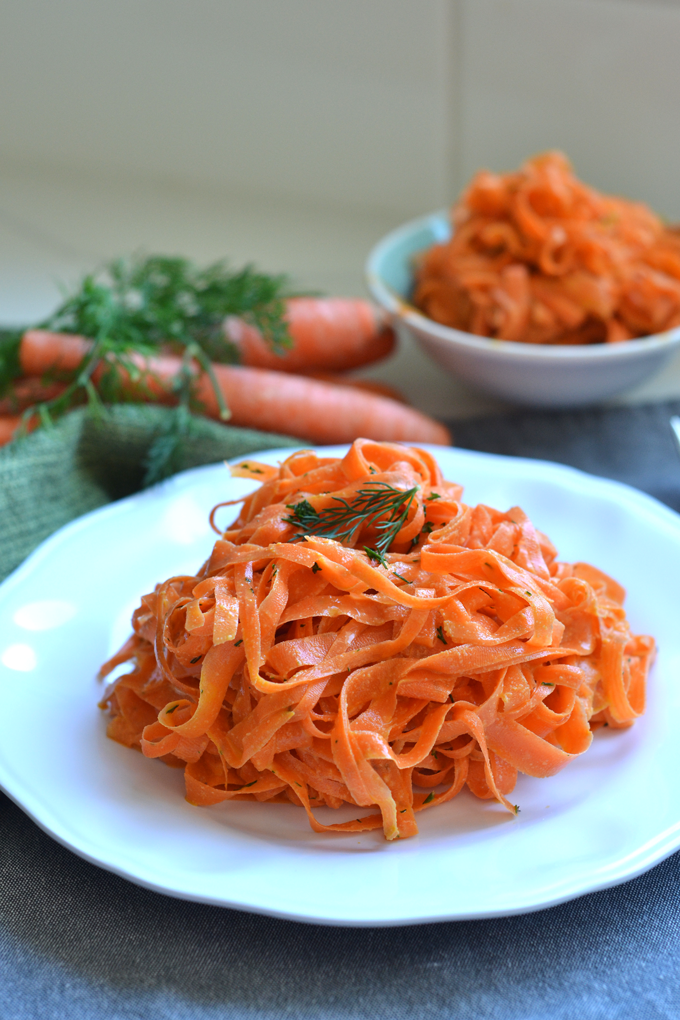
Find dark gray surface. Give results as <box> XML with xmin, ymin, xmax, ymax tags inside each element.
<box><xmin>453</xmin><ymin>399</ymin><xmax>680</xmax><ymax>514</ymax></box>
<box><xmin>3</xmin><ymin>401</ymin><xmax>680</xmax><ymax>1019</ymax></box>
<box><xmin>2</xmin><ymin>792</ymin><xmax>679</xmax><ymax>1020</ymax></box>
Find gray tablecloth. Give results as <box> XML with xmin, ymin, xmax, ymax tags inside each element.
<box><xmin>4</xmin><ymin>401</ymin><xmax>680</xmax><ymax>1020</ymax></box>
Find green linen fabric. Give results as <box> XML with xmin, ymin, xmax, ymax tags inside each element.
<box><xmin>0</xmin><ymin>405</ymin><xmax>299</xmax><ymax>583</ymax></box>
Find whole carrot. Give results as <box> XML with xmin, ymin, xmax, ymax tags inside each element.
<box><xmin>18</xmin><ymin>331</ymin><xmax>406</xmax><ymax>404</ymax></box>
<box><xmin>198</xmin><ymin>365</ymin><xmax>449</xmax><ymax>445</ymax></box>
<box><xmin>225</xmin><ymin>297</ymin><xmax>395</xmax><ymax>373</ymax></box>
<box><xmin>21</xmin><ymin>331</ymin><xmax>91</xmax><ymax>375</ymax></box>
<box><xmin>300</xmin><ymin>371</ymin><xmax>407</xmax><ymax>404</ymax></box>
<box><xmin>0</xmin><ymin>377</ymin><xmax>66</xmax><ymax>415</ymax></box>
<box><xmin>20</xmin><ymin>330</ymin><xmax>451</xmax><ymax>446</ymax></box>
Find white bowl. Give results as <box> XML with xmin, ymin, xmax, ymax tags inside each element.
<box><xmin>365</xmin><ymin>210</ymin><xmax>680</xmax><ymax>408</ymax></box>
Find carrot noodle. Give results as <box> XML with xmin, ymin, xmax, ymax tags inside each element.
<box><xmin>414</xmin><ymin>150</ymin><xmax>680</xmax><ymax>345</ymax></box>
<box><xmin>99</xmin><ymin>440</ymin><xmax>655</xmax><ymax>839</ymax></box>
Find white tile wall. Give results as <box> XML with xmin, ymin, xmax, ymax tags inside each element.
<box><xmin>460</xmin><ymin>0</ymin><xmax>680</xmax><ymax>218</ymax></box>
<box><xmin>3</xmin><ymin>0</ymin><xmax>679</xmax><ymax>234</ymax></box>
<box><xmin>0</xmin><ymin>163</ymin><xmax>399</xmax><ymax>322</ymax></box>
<box><xmin>0</xmin><ymin>0</ymin><xmax>453</xmax><ymax>216</ymax></box>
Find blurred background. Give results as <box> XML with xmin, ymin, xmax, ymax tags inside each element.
<box><xmin>2</xmin><ymin>0</ymin><xmax>680</xmax><ymax>417</ymax></box>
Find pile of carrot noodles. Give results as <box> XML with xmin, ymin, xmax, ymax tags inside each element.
<box><xmin>99</xmin><ymin>439</ymin><xmax>655</xmax><ymax>840</ymax></box>
<box><xmin>414</xmin><ymin>150</ymin><xmax>680</xmax><ymax>345</ymax></box>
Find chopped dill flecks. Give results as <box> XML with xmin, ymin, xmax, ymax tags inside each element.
<box><xmin>365</xmin><ymin>546</ymin><xmax>389</xmax><ymax>568</ymax></box>
<box><xmin>436</xmin><ymin>626</ymin><xmax>447</xmax><ymax>644</ymax></box>
<box><xmin>312</xmin><ymin>561</ymin><xmax>322</xmax><ymax>573</ymax></box>
<box><xmin>423</xmin><ymin>793</ymin><xmax>435</xmax><ymax>805</ymax></box>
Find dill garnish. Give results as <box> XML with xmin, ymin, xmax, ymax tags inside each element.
<box><xmin>283</xmin><ymin>482</ymin><xmax>419</xmax><ymax>559</ymax></box>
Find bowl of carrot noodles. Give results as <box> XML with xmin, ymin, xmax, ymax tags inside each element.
<box><xmin>366</xmin><ymin>152</ymin><xmax>680</xmax><ymax>407</ymax></box>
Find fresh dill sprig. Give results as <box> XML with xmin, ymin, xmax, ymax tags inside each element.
<box><xmin>42</xmin><ymin>255</ymin><xmax>292</xmax><ymax>361</ymax></box>
<box><xmin>0</xmin><ymin>329</ymin><xmax>23</xmax><ymax>397</ymax></box>
<box><xmin>284</xmin><ymin>482</ymin><xmax>419</xmax><ymax>558</ymax></box>
<box><xmin>9</xmin><ymin>255</ymin><xmax>294</xmax><ymax>482</ymax></box>
<box><xmin>364</xmin><ymin>546</ymin><xmax>389</xmax><ymax>567</ymax></box>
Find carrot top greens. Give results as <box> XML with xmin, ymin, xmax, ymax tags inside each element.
<box><xmin>0</xmin><ymin>255</ymin><xmax>293</xmax><ymax>483</ymax></box>
<box><xmin>42</xmin><ymin>255</ymin><xmax>292</xmax><ymax>363</ymax></box>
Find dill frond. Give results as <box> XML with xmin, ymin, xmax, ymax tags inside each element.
<box><xmin>284</xmin><ymin>482</ymin><xmax>419</xmax><ymax>558</ymax></box>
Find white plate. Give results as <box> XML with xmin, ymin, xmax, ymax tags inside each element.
<box><xmin>1</xmin><ymin>446</ymin><xmax>679</xmax><ymax>927</ymax></box>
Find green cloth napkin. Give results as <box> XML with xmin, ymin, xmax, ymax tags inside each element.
<box><xmin>0</xmin><ymin>405</ymin><xmax>299</xmax><ymax>583</ymax></box>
